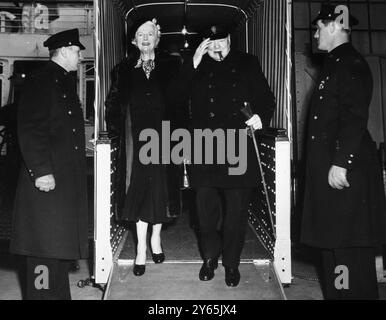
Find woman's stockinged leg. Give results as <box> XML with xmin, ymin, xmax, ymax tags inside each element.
<box><xmin>135</xmin><ymin>220</ymin><xmax>148</xmax><ymax>265</ymax></box>
<box><xmin>151</xmin><ymin>223</ymin><xmax>163</xmax><ymax>254</ymax></box>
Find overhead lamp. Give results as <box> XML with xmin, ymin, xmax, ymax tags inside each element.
<box><xmin>181</xmin><ymin>25</ymin><xmax>188</xmax><ymax>35</ymax></box>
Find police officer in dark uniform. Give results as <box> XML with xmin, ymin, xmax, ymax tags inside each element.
<box><xmin>177</xmin><ymin>25</ymin><xmax>275</xmax><ymax>286</ymax></box>
<box><xmin>10</xmin><ymin>29</ymin><xmax>88</xmax><ymax>300</ymax></box>
<box><xmin>301</xmin><ymin>4</ymin><xmax>386</xmax><ymax>299</ymax></box>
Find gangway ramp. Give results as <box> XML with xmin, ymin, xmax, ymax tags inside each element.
<box><xmin>105</xmin><ymin>212</ymin><xmax>286</xmax><ymax>300</ymax></box>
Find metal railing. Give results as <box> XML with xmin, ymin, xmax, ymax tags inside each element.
<box><xmin>0</xmin><ymin>3</ymin><xmax>94</xmax><ymax>35</ymax></box>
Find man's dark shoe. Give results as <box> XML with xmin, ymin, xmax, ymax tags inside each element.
<box><xmin>225</xmin><ymin>267</ymin><xmax>240</xmax><ymax>287</ymax></box>
<box><xmin>199</xmin><ymin>258</ymin><xmax>218</xmax><ymax>281</ymax></box>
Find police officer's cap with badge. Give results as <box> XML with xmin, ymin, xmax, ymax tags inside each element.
<box><xmin>43</xmin><ymin>28</ymin><xmax>86</xmax><ymax>50</ymax></box>
<box><xmin>312</xmin><ymin>3</ymin><xmax>359</xmax><ymax>29</ymax></box>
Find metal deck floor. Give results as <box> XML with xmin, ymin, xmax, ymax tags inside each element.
<box><xmin>107</xmin><ymin>260</ymin><xmax>285</xmax><ymax>300</ymax></box>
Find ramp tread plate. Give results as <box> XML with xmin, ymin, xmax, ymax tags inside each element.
<box><xmin>107</xmin><ymin>261</ymin><xmax>285</xmax><ymax>300</ymax></box>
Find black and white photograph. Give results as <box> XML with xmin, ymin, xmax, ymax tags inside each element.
<box><xmin>0</xmin><ymin>0</ymin><xmax>385</xmax><ymax>304</ymax></box>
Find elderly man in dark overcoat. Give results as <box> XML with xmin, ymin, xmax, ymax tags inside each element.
<box><xmin>301</xmin><ymin>4</ymin><xmax>386</xmax><ymax>299</ymax></box>
<box><xmin>10</xmin><ymin>29</ymin><xmax>88</xmax><ymax>300</ymax></box>
<box><xmin>177</xmin><ymin>25</ymin><xmax>275</xmax><ymax>287</ymax></box>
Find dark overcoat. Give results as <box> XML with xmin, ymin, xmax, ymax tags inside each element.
<box><xmin>301</xmin><ymin>43</ymin><xmax>386</xmax><ymax>248</ymax></box>
<box><xmin>105</xmin><ymin>53</ymin><xmax>181</xmax><ymax>217</ymax></box>
<box><xmin>10</xmin><ymin>61</ymin><xmax>88</xmax><ymax>260</ymax></box>
<box><xmin>177</xmin><ymin>50</ymin><xmax>275</xmax><ymax>187</ymax></box>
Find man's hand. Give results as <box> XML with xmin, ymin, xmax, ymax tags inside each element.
<box><xmin>193</xmin><ymin>38</ymin><xmax>211</xmax><ymax>69</ymax></box>
<box><xmin>245</xmin><ymin>114</ymin><xmax>262</xmax><ymax>130</ymax></box>
<box><xmin>35</xmin><ymin>174</ymin><xmax>56</xmax><ymax>192</ymax></box>
<box><xmin>328</xmin><ymin>165</ymin><xmax>350</xmax><ymax>189</ymax></box>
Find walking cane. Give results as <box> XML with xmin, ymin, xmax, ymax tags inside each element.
<box><xmin>241</xmin><ymin>102</ymin><xmax>276</xmax><ymax>236</ymax></box>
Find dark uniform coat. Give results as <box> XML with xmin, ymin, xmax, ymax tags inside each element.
<box><xmin>10</xmin><ymin>61</ymin><xmax>88</xmax><ymax>260</ymax></box>
<box><xmin>177</xmin><ymin>50</ymin><xmax>275</xmax><ymax>187</ymax></box>
<box><xmin>301</xmin><ymin>43</ymin><xmax>386</xmax><ymax>248</ymax></box>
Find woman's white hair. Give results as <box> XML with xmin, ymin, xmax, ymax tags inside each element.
<box><xmin>131</xmin><ymin>18</ymin><xmax>162</xmax><ymax>49</ymax></box>
<box><xmin>134</xmin><ymin>18</ymin><xmax>161</xmax><ymax>41</ymax></box>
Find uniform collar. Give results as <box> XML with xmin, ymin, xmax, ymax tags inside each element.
<box><xmin>327</xmin><ymin>42</ymin><xmax>352</xmax><ymax>59</ymax></box>
<box><xmin>48</xmin><ymin>60</ymin><xmax>70</xmax><ymax>76</ymax></box>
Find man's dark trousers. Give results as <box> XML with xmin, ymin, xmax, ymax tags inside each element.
<box><xmin>320</xmin><ymin>247</ymin><xmax>379</xmax><ymax>300</ymax></box>
<box><xmin>196</xmin><ymin>187</ymin><xmax>251</xmax><ymax>268</ymax></box>
<box><xmin>25</xmin><ymin>256</ymin><xmax>71</xmax><ymax>300</ymax></box>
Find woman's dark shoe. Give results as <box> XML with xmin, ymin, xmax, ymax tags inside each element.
<box><xmin>133</xmin><ymin>264</ymin><xmax>146</xmax><ymax>276</ymax></box>
<box><xmin>225</xmin><ymin>267</ymin><xmax>240</xmax><ymax>287</ymax></box>
<box><xmin>199</xmin><ymin>258</ymin><xmax>218</xmax><ymax>281</ymax></box>
<box><xmin>152</xmin><ymin>252</ymin><xmax>165</xmax><ymax>264</ymax></box>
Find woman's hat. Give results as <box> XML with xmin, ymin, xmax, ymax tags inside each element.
<box><xmin>128</xmin><ymin>17</ymin><xmax>161</xmax><ymax>40</ymax></box>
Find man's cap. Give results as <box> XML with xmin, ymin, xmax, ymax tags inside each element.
<box><xmin>43</xmin><ymin>28</ymin><xmax>85</xmax><ymax>50</ymax></box>
<box><xmin>202</xmin><ymin>25</ymin><xmax>231</xmax><ymax>40</ymax></box>
<box><xmin>312</xmin><ymin>3</ymin><xmax>359</xmax><ymax>28</ymax></box>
